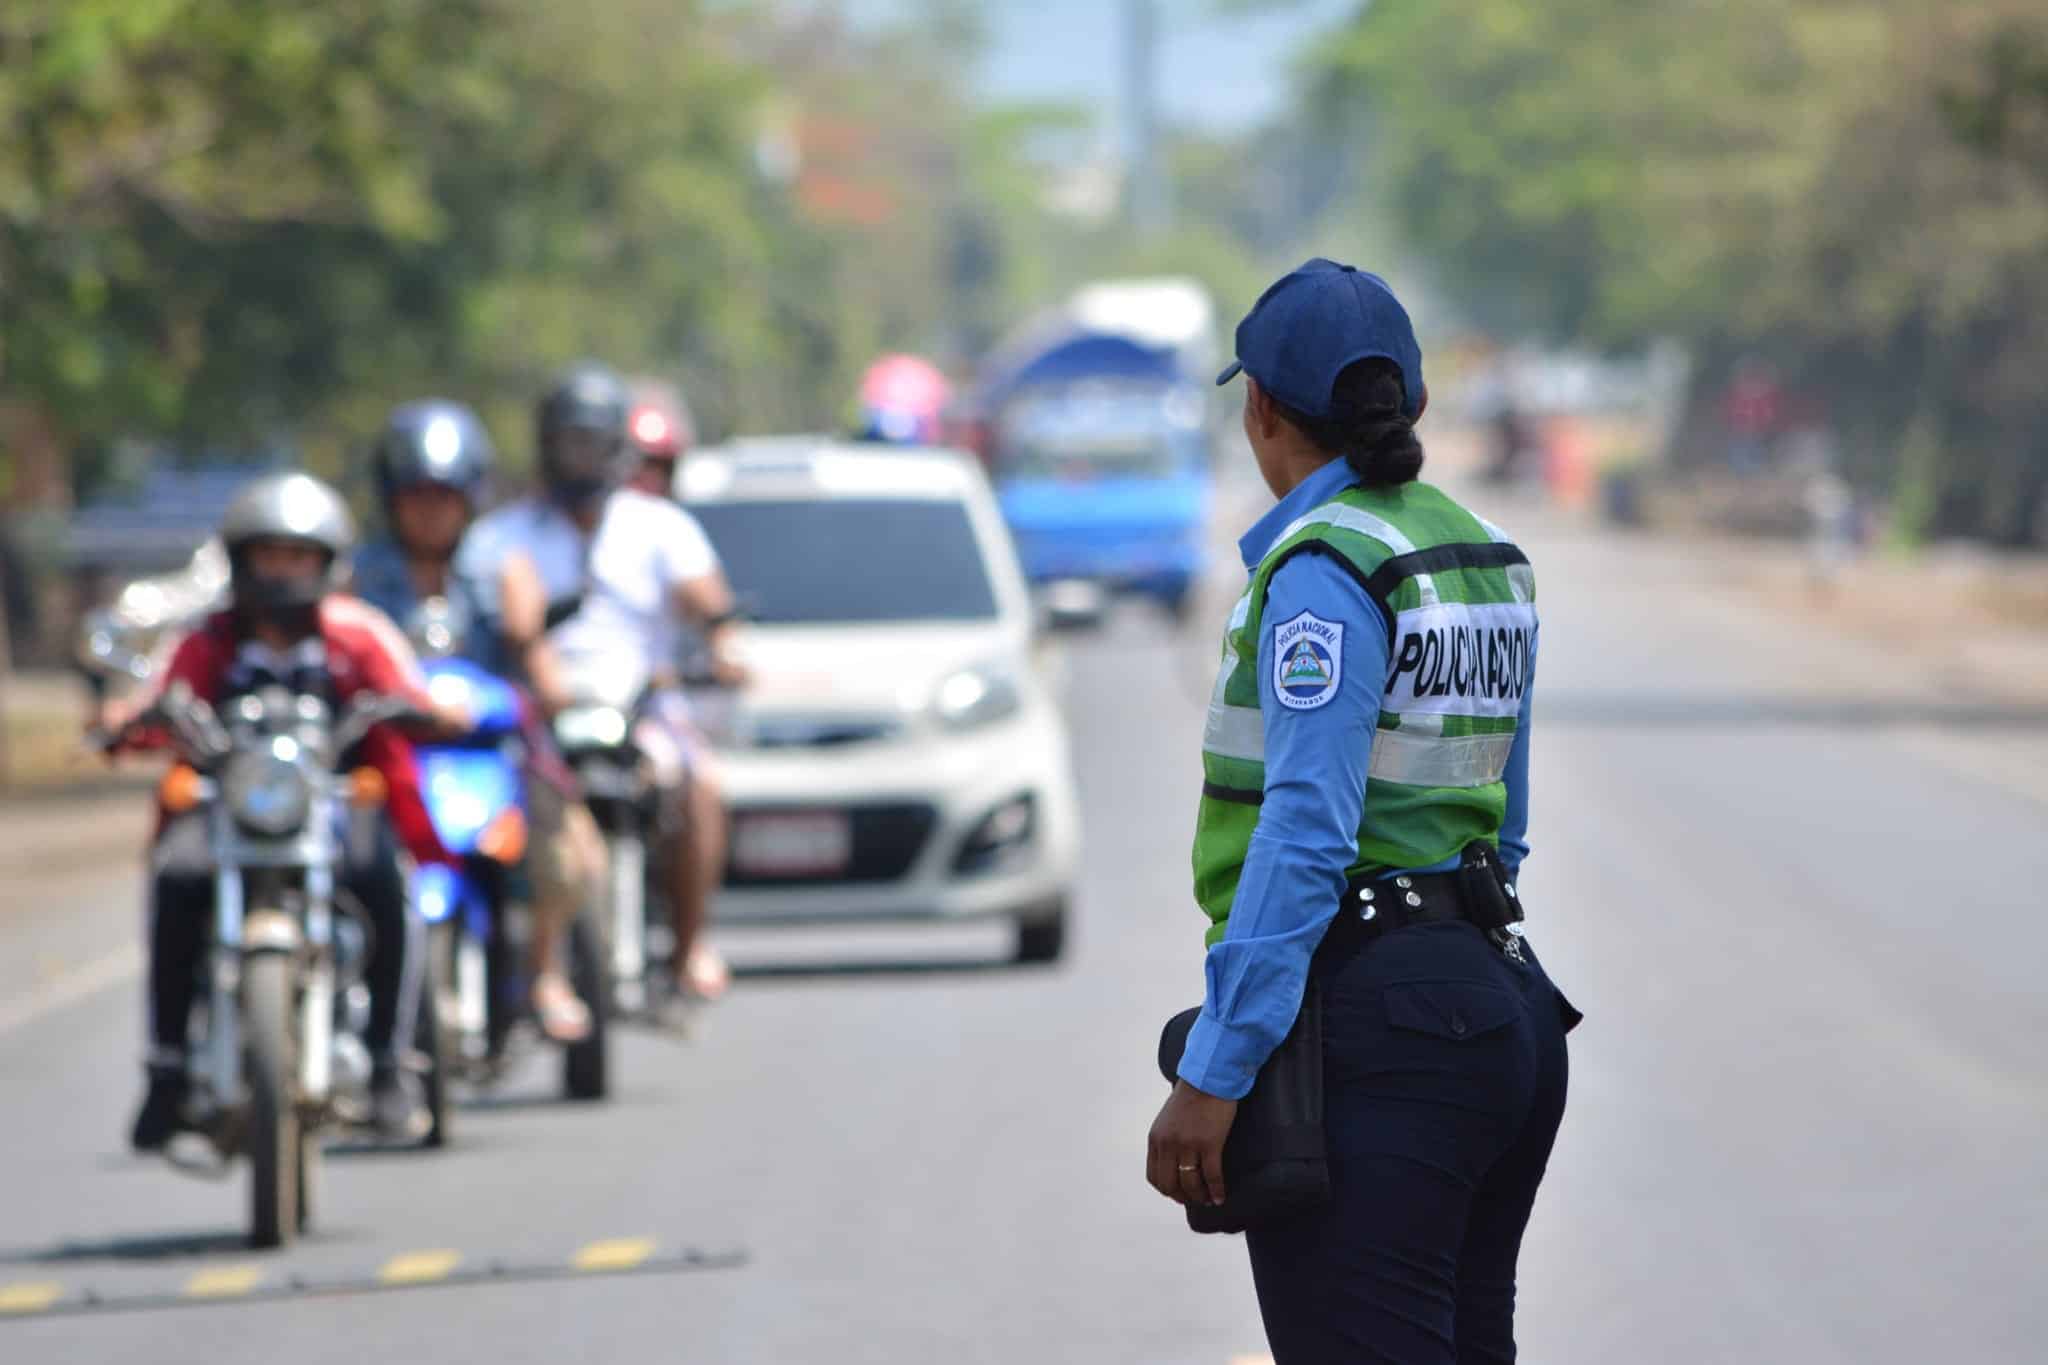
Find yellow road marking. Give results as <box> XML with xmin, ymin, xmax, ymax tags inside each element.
<box><xmin>378</xmin><ymin>1250</ymin><xmax>461</xmax><ymax>1285</ymax></box>
<box><xmin>0</xmin><ymin>1282</ymin><xmax>62</xmax><ymax>1314</ymax></box>
<box><xmin>184</xmin><ymin>1265</ymin><xmax>263</xmax><ymax>1298</ymax></box>
<box><xmin>572</xmin><ymin>1237</ymin><xmax>656</xmax><ymax>1272</ymax></box>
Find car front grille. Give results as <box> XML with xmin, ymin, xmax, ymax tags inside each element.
<box><xmin>723</xmin><ymin>802</ymin><xmax>938</xmax><ymax>887</ymax></box>
<box><xmin>746</xmin><ymin>714</ymin><xmax>903</xmax><ymax>749</ymax></box>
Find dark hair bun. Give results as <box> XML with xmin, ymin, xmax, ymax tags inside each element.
<box><xmin>1329</xmin><ymin>358</ymin><xmax>1424</xmax><ymax>486</ymax></box>
<box><xmin>1274</xmin><ymin>357</ymin><xmax>1425</xmax><ymax>486</ymax></box>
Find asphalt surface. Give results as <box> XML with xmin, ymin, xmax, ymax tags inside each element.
<box><xmin>2</xmin><ymin>484</ymin><xmax>2043</xmax><ymax>1363</ymax></box>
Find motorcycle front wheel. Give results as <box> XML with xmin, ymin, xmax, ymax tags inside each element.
<box><xmin>562</xmin><ymin>908</ymin><xmax>611</xmax><ymax>1102</ymax></box>
<box><xmin>419</xmin><ymin>924</ymin><xmax>456</xmax><ymax>1148</ymax></box>
<box><xmin>244</xmin><ymin>952</ymin><xmax>300</xmax><ymax>1249</ymax></box>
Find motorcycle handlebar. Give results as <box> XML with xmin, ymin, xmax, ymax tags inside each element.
<box><xmin>332</xmin><ymin>693</ymin><xmax>429</xmax><ymax>759</ymax></box>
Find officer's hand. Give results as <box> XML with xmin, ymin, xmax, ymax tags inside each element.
<box><xmin>1147</xmin><ymin>1080</ymin><xmax>1238</xmax><ymax>1207</ymax></box>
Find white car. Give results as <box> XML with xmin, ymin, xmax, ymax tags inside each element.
<box><xmin>678</xmin><ymin>440</ymin><xmax>1080</xmax><ymax>962</ymax></box>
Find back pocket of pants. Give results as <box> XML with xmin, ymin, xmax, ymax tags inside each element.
<box><xmin>1383</xmin><ymin>981</ymin><xmax>1520</xmax><ymax>1042</ymax></box>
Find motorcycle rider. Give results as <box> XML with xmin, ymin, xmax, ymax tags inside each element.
<box><xmin>623</xmin><ymin>382</ymin><xmax>696</xmax><ymax>499</ymax></box>
<box><xmin>462</xmin><ymin>362</ymin><xmax>746</xmax><ymax>1017</ymax></box>
<box><xmin>353</xmin><ymin>400</ymin><xmax>605</xmax><ymax>1043</ymax></box>
<box><xmin>105</xmin><ymin>473</ymin><xmax>470</xmax><ymax>1148</ymax></box>
<box><xmin>852</xmin><ymin>353</ymin><xmax>950</xmax><ymax>446</ymax></box>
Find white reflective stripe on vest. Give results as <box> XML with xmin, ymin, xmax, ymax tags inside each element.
<box><xmin>1204</xmin><ymin>702</ymin><xmax>1512</xmax><ymax>788</ymax></box>
<box><xmin>1367</xmin><ymin>728</ymin><xmax>1514</xmax><ymax>787</ymax></box>
<box><xmin>1213</xmin><ymin>589</ymin><xmax>1254</xmax><ymax>700</ymax></box>
<box><xmin>1475</xmin><ymin>515</ymin><xmax>1533</xmax><ymax>603</ymax></box>
<box><xmin>1267</xmin><ymin>504</ymin><xmax>1440</xmax><ymax>607</ymax></box>
<box><xmin>1203</xmin><ymin>701</ymin><xmax>1265</xmax><ymax>762</ymax></box>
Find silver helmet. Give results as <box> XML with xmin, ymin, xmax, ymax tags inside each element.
<box><xmin>219</xmin><ymin>472</ymin><xmax>356</xmax><ymax>616</ymax></box>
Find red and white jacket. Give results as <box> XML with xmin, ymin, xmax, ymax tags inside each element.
<box><xmin>139</xmin><ymin>596</ymin><xmax>452</xmax><ymax>866</ymax></box>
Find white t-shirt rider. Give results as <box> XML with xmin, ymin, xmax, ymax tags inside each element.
<box><xmin>462</xmin><ymin>487</ymin><xmax>720</xmax><ymax>695</ymax></box>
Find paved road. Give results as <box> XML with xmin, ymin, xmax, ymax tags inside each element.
<box><xmin>2</xmin><ymin>488</ymin><xmax>2043</xmax><ymax>1363</ymax></box>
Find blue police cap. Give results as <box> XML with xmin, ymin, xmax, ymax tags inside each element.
<box><xmin>1216</xmin><ymin>259</ymin><xmax>1425</xmax><ymax>420</ymax></box>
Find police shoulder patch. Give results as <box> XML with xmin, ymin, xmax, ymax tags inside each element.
<box><xmin>1271</xmin><ymin>610</ymin><xmax>1344</xmax><ymax>711</ymax></box>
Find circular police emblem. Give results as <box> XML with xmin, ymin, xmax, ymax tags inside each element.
<box><xmin>1272</xmin><ymin>610</ymin><xmax>1344</xmax><ymax>711</ymax></box>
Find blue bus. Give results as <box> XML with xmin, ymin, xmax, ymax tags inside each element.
<box><xmin>977</xmin><ymin>323</ymin><xmax>1214</xmax><ymax>625</ymax></box>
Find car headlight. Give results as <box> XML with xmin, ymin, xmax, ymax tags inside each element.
<box><xmin>223</xmin><ymin>740</ymin><xmax>313</xmax><ymax>836</ymax></box>
<box><xmin>554</xmin><ymin>705</ymin><xmax>630</xmax><ymax>751</ymax></box>
<box><xmin>930</xmin><ymin>663</ymin><xmax>1023</xmax><ymax>731</ymax></box>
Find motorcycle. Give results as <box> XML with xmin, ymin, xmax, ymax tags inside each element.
<box><xmin>407</xmin><ymin>609</ymin><xmax>611</xmax><ymax>1115</ymax></box>
<box><xmin>111</xmin><ymin>679</ymin><xmax>421</xmax><ymax>1249</ymax></box>
<box><xmin>549</xmin><ymin>658</ymin><xmax>673</xmax><ymax>1020</ymax></box>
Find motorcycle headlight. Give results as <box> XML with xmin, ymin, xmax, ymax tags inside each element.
<box><xmin>554</xmin><ymin>705</ymin><xmax>630</xmax><ymax>751</ymax></box>
<box><xmin>427</xmin><ymin>670</ymin><xmax>475</xmax><ymax>714</ymax></box>
<box><xmin>223</xmin><ymin>740</ymin><xmax>313</xmax><ymax>836</ymax></box>
<box><xmin>929</xmin><ymin>663</ymin><xmax>1023</xmax><ymax>731</ymax></box>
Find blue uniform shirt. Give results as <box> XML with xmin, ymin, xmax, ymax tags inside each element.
<box><xmin>1176</xmin><ymin>459</ymin><xmax>1537</xmax><ymax>1099</ymax></box>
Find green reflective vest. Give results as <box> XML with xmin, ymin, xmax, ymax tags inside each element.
<box><xmin>1192</xmin><ymin>481</ymin><xmax>1537</xmax><ymax>945</ymax></box>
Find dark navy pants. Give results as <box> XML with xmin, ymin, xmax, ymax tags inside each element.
<box><xmin>1247</xmin><ymin>920</ymin><xmax>1573</xmax><ymax>1364</ymax></box>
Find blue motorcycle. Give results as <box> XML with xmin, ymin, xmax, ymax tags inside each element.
<box><xmin>411</xmin><ymin>653</ymin><xmax>611</xmax><ymax>1140</ymax></box>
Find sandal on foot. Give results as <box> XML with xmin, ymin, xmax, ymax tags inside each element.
<box><xmin>531</xmin><ymin>974</ymin><xmax>591</xmax><ymax>1044</ymax></box>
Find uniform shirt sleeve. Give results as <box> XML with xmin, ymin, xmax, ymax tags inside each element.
<box><xmin>1177</xmin><ymin>552</ymin><xmax>1388</xmax><ymax>1099</ymax></box>
<box><xmin>1496</xmin><ymin>626</ymin><xmax>1538</xmax><ymax>873</ymax></box>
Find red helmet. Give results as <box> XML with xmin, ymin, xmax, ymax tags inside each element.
<box><xmin>855</xmin><ymin>354</ymin><xmax>950</xmax><ymax>446</ymax></box>
<box><xmin>629</xmin><ymin>404</ymin><xmax>683</xmax><ymax>459</ymax></box>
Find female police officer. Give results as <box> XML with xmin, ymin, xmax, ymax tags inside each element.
<box><xmin>1147</xmin><ymin>260</ymin><xmax>1575</xmax><ymax>1364</ymax></box>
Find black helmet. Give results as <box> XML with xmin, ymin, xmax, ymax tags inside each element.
<box><xmin>218</xmin><ymin>472</ymin><xmax>356</xmax><ymax>618</ymax></box>
<box><xmin>374</xmin><ymin>400</ymin><xmax>496</xmax><ymax>513</ymax></box>
<box><xmin>536</xmin><ymin>361</ymin><xmax>632</xmax><ymax>506</ymax></box>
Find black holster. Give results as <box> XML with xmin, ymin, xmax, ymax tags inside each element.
<box><xmin>1157</xmin><ymin>984</ymin><xmax>1330</xmax><ymax>1235</ymax></box>
<box><xmin>1157</xmin><ymin>843</ymin><xmax>1528</xmax><ymax>1235</ymax></box>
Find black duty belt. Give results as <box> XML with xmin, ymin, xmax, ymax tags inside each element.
<box><xmin>1328</xmin><ymin>843</ymin><xmax>1527</xmax><ymax>958</ymax></box>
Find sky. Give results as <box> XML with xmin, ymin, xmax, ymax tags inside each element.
<box><xmin>835</xmin><ymin>0</ymin><xmax>1359</xmax><ymax>138</ymax></box>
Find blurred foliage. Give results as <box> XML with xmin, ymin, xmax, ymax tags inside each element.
<box><xmin>0</xmin><ymin>0</ymin><xmax>824</xmax><ymax>485</ymax></box>
<box><xmin>0</xmin><ymin>0</ymin><xmax>1328</xmax><ymax>513</ymax></box>
<box><xmin>1308</xmin><ymin>0</ymin><xmax>2048</xmax><ymax>544</ymax></box>
<box><xmin>0</xmin><ymin>0</ymin><xmax>1192</xmax><ymax>501</ymax></box>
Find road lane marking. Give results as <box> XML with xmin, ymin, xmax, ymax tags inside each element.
<box><xmin>0</xmin><ymin>942</ymin><xmax>142</xmax><ymax>1038</ymax></box>
<box><xmin>378</xmin><ymin>1250</ymin><xmax>461</xmax><ymax>1285</ymax></box>
<box><xmin>0</xmin><ymin>1283</ymin><xmax>62</xmax><ymax>1314</ymax></box>
<box><xmin>0</xmin><ymin>1243</ymin><xmax>748</xmax><ymax>1322</ymax></box>
<box><xmin>184</xmin><ymin>1266</ymin><xmax>263</xmax><ymax>1299</ymax></box>
<box><xmin>573</xmin><ymin>1238</ymin><xmax>655</xmax><ymax>1272</ymax></box>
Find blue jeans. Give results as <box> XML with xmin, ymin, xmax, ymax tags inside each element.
<box><xmin>1247</xmin><ymin>920</ymin><xmax>1573</xmax><ymax>1363</ymax></box>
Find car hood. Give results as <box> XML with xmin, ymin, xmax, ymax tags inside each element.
<box><xmin>733</xmin><ymin>621</ymin><xmax>1027</xmax><ymax>716</ymax></box>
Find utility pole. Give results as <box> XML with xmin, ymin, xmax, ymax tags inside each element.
<box><xmin>1124</xmin><ymin>0</ymin><xmax>1169</xmax><ymax>237</ymax></box>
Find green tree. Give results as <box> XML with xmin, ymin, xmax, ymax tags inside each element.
<box><xmin>1304</xmin><ymin>0</ymin><xmax>2048</xmax><ymax>543</ymax></box>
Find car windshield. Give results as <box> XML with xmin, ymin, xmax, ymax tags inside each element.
<box><xmin>992</xmin><ymin>385</ymin><xmax>1202</xmax><ymax>480</ymax></box>
<box><xmin>691</xmin><ymin>497</ymin><xmax>1000</xmax><ymax>624</ymax></box>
